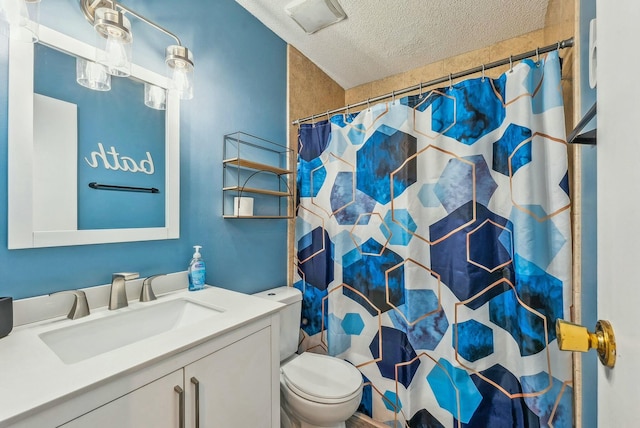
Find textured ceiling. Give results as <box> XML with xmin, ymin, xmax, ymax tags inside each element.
<box><xmin>234</xmin><ymin>0</ymin><xmax>550</xmax><ymax>89</ymax></box>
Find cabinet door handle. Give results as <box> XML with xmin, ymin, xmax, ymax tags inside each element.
<box><xmin>174</xmin><ymin>385</ymin><xmax>185</xmax><ymax>428</ymax></box>
<box><xmin>191</xmin><ymin>377</ymin><xmax>200</xmax><ymax>428</ymax></box>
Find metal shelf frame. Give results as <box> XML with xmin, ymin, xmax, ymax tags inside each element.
<box><xmin>222</xmin><ymin>132</ymin><xmax>294</xmax><ymax>219</ymax></box>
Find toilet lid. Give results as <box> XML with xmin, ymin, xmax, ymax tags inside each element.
<box><xmin>281</xmin><ymin>353</ymin><xmax>362</xmax><ymax>403</ymax></box>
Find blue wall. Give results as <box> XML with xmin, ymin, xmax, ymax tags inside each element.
<box><xmin>579</xmin><ymin>0</ymin><xmax>597</xmax><ymax>426</ymax></box>
<box><xmin>0</xmin><ymin>0</ymin><xmax>288</xmax><ymax>299</ymax></box>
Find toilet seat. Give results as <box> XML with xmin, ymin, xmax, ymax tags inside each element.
<box><xmin>281</xmin><ymin>353</ymin><xmax>363</xmax><ymax>405</ymax></box>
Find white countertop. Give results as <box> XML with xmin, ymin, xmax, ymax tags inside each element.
<box><xmin>0</xmin><ymin>275</ymin><xmax>283</xmax><ymax>426</ymax></box>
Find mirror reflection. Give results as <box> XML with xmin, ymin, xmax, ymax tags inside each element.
<box><xmin>34</xmin><ymin>43</ymin><xmax>166</xmax><ymax>230</ymax></box>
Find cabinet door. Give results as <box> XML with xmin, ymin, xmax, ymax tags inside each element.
<box><xmin>59</xmin><ymin>370</ymin><xmax>183</xmax><ymax>428</ymax></box>
<box><xmin>185</xmin><ymin>327</ymin><xmax>272</xmax><ymax>428</ymax></box>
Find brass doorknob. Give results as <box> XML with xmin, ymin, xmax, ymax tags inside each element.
<box><xmin>555</xmin><ymin>319</ymin><xmax>616</xmax><ymax>368</ymax></box>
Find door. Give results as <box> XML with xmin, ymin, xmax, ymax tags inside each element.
<box><xmin>184</xmin><ymin>327</ymin><xmax>273</xmax><ymax>427</ymax></box>
<box><xmin>596</xmin><ymin>0</ymin><xmax>640</xmax><ymax>425</ymax></box>
<box><xmin>59</xmin><ymin>370</ymin><xmax>183</xmax><ymax>428</ymax></box>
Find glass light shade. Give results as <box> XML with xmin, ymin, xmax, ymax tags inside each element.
<box><xmin>169</xmin><ymin>66</ymin><xmax>194</xmax><ymax>100</ymax></box>
<box><xmin>76</xmin><ymin>58</ymin><xmax>111</xmax><ymax>91</ymax></box>
<box><xmin>0</xmin><ymin>0</ymin><xmax>40</xmax><ymax>43</ymax></box>
<box><xmin>166</xmin><ymin>45</ymin><xmax>194</xmax><ymax>100</ymax></box>
<box><xmin>94</xmin><ymin>7</ymin><xmax>132</xmax><ymax>77</ymax></box>
<box><xmin>144</xmin><ymin>83</ymin><xmax>166</xmax><ymax>110</ymax></box>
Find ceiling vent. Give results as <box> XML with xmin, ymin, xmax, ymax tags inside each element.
<box><xmin>285</xmin><ymin>0</ymin><xmax>347</xmax><ymax>34</ymax></box>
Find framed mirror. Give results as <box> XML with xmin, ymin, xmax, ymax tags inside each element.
<box><xmin>8</xmin><ymin>26</ymin><xmax>180</xmax><ymax>249</ymax></box>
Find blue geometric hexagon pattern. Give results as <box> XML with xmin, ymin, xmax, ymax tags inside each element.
<box><xmin>298</xmin><ymin>119</ymin><xmax>331</xmax><ymax>162</ymax></box>
<box><xmin>342</xmin><ymin>238</ymin><xmax>405</xmax><ymax>316</ymax></box>
<box><xmin>430</xmin><ymin>202</ymin><xmax>514</xmax><ymax>308</ymax></box>
<box><xmin>434</xmin><ymin>155</ymin><xmax>498</xmax><ymax>213</ymax></box>
<box><xmin>328</xmin><ymin>313</ymin><xmax>351</xmax><ymax>355</ymax></box>
<box><xmin>330</xmin><ymin>172</ymin><xmax>378</xmax><ymax>226</ymax></box>
<box><xmin>295</xmin><ymin>51</ymin><xmax>572</xmax><ymax>427</ymax></box>
<box><xmin>369</xmin><ymin>326</ymin><xmax>420</xmax><ymax>389</ymax></box>
<box><xmin>389</xmin><ymin>290</ymin><xmax>449</xmax><ymax>351</ymax></box>
<box><xmin>355</xmin><ymin>125</ymin><xmax>417</xmax><ymax>205</ymax></box>
<box><xmin>465</xmin><ymin>364</ymin><xmax>542</xmax><ymax>428</ymax></box>
<box><xmin>426</xmin><ymin>358</ymin><xmax>483</xmax><ymax>423</ymax></box>
<box><xmin>297</xmin><ymin>227</ymin><xmax>334</xmax><ymax>291</ymax></box>
<box><xmin>436</xmin><ymin>75</ymin><xmax>507</xmax><ymax>145</ymax></box>
<box><xmin>382</xmin><ymin>208</ymin><xmax>417</xmax><ymax>246</ymax></box>
<box><xmin>521</xmin><ymin>372</ymin><xmax>573</xmax><ymax>428</ymax></box>
<box><xmin>342</xmin><ymin>312</ymin><xmax>365</xmax><ymax>335</ymax></box>
<box><xmin>492</xmin><ymin>124</ymin><xmax>533</xmax><ymax>177</ymax></box>
<box><xmin>293</xmin><ymin>280</ymin><xmax>327</xmax><ymax>337</ymax></box>
<box><xmin>454</xmin><ymin>320</ymin><xmax>494</xmax><ymax>362</ymax></box>
<box><xmin>383</xmin><ymin>390</ymin><xmax>402</xmax><ymax>413</ymax></box>
<box><xmin>489</xmin><ymin>256</ymin><xmax>564</xmax><ymax>356</ymax></box>
<box><xmin>297</xmin><ymin>157</ymin><xmax>326</xmax><ymax>198</ymax></box>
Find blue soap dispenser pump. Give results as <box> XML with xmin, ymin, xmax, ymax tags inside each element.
<box><xmin>188</xmin><ymin>245</ymin><xmax>206</xmax><ymax>291</ymax></box>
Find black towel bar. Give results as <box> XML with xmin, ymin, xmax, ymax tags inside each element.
<box><xmin>88</xmin><ymin>182</ymin><xmax>160</xmax><ymax>193</ymax></box>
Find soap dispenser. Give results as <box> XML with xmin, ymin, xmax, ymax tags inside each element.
<box><xmin>188</xmin><ymin>245</ymin><xmax>206</xmax><ymax>291</ymax></box>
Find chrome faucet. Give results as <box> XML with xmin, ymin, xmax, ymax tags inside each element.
<box><xmin>140</xmin><ymin>274</ymin><xmax>165</xmax><ymax>302</ymax></box>
<box><xmin>50</xmin><ymin>290</ymin><xmax>90</xmax><ymax>320</ymax></box>
<box><xmin>109</xmin><ymin>272</ymin><xmax>139</xmax><ymax>310</ymax></box>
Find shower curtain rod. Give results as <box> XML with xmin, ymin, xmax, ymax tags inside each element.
<box><xmin>292</xmin><ymin>37</ymin><xmax>574</xmax><ymax>125</ymax></box>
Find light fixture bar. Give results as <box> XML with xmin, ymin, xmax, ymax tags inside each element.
<box><xmin>78</xmin><ymin>0</ymin><xmax>195</xmax><ymax>101</ymax></box>
<box><xmin>79</xmin><ymin>0</ymin><xmax>110</xmax><ymax>22</ymax></box>
<box><xmin>116</xmin><ymin>3</ymin><xmax>181</xmax><ymax>46</ymax></box>
<box><xmin>80</xmin><ymin>0</ymin><xmax>181</xmax><ymax>47</ymax></box>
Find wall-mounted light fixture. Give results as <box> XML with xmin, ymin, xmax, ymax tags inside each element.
<box><xmin>165</xmin><ymin>45</ymin><xmax>194</xmax><ymax>101</ymax></box>
<box><xmin>144</xmin><ymin>83</ymin><xmax>167</xmax><ymax>110</ymax></box>
<box><xmin>0</xmin><ymin>0</ymin><xmax>41</xmax><ymax>43</ymax></box>
<box><xmin>92</xmin><ymin>4</ymin><xmax>133</xmax><ymax>77</ymax></box>
<box><xmin>76</xmin><ymin>57</ymin><xmax>111</xmax><ymax>91</ymax></box>
<box><xmin>79</xmin><ymin>0</ymin><xmax>194</xmax><ymax>102</ymax></box>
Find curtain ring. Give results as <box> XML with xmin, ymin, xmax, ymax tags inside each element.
<box><xmin>481</xmin><ymin>64</ymin><xmax>486</xmax><ymax>82</ymax></box>
<box><xmin>345</xmin><ymin>104</ymin><xmax>350</xmax><ymax>117</ymax></box>
<box><xmin>367</xmin><ymin>98</ymin><xmax>371</xmax><ymax>111</ymax></box>
<box><xmin>419</xmin><ymin>81</ymin><xmax>423</xmax><ymax>98</ymax></box>
<box><xmin>326</xmin><ymin>110</ymin><xmax>330</xmax><ymax>122</ymax></box>
<box><xmin>536</xmin><ymin>47</ymin><xmax>540</xmax><ymax>64</ymax></box>
<box><xmin>311</xmin><ymin>114</ymin><xmax>316</xmax><ymax>127</ymax></box>
<box><xmin>391</xmin><ymin>90</ymin><xmax>396</xmax><ymax>105</ymax></box>
<box><xmin>448</xmin><ymin>73</ymin><xmax>453</xmax><ymax>89</ymax></box>
<box><xmin>509</xmin><ymin>55</ymin><xmax>513</xmax><ymax>73</ymax></box>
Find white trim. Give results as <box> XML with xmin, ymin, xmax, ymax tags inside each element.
<box><xmin>8</xmin><ymin>25</ymin><xmax>180</xmax><ymax>249</ymax></box>
<box><xmin>7</xmin><ymin>35</ymin><xmax>35</xmax><ymax>249</ymax></box>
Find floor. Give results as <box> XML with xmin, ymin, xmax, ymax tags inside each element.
<box><xmin>346</xmin><ymin>413</ymin><xmax>387</xmax><ymax>428</ymax></box>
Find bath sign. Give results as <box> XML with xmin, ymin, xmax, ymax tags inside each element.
<box><xmin>84</xmin><ymin>142</ymin><xmax>155</xmax><ymax>175</ymax></box>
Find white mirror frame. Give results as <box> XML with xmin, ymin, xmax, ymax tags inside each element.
<box><xmin>8</xmin><ymin>26</ymin><xmax>180</xmax><ymax>249</ymax></box>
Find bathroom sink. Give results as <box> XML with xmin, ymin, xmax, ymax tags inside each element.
<box><xmin>39</xmin><ymin>299</ymin><xmax>222</xmax><ymax>364</ymax></box>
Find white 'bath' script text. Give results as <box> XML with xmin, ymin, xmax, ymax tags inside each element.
<box><xmin>84</xmin><ymin>142</ymin><xmax>155</xmax><ymax>175</ymax></box>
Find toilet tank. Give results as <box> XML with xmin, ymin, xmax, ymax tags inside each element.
<box><xmin>253</xmin><ymin>286</ymin><xmax>302</xmax><ymax>362</ymax></box>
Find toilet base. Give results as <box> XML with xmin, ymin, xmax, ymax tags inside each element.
<box><xmin>281</xmin><ymin>389</ymin><xmax>350</xmax><ymax>428</ymax></box>
<box><xmin>279</xmin><ymin>352</ymin><xmax>362</xmax><ymax>428</ymax></box>
<box><xmin>281</xmin><ymin>405</ymin><xmax>346</xmax><ymax>428</ymax></box>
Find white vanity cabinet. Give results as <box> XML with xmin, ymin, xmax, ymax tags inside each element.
<box><xmin>59</xmin><ymin>327</ymin><xmax>272</xmax><ymax>428</ymax></box>
<box><xmin>4</xmin><ymin>313</ymin><xmax>279</xmax><ymax>428</ymax></box>
<box><xmin>59</xmin><ymin>370</ymin><xmax>183</xmax><ymax>428</ymax></box>
<box><xmin>185</xmin><ymin>327</ymin><xmax>271</xmax><ymax>427</ymax></box>
<box><xmin>0</xmin><ymin>286</ymin><xmax>283</xmax><ymax>428</ymax></box>
<box><xmin>52</xmin><ymin>326</ymin><xmax>274</xmax><ymax>428</ymax></box>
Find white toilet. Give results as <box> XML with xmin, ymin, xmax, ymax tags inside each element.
<box><xmin>254</xmin><ymin>286</ymin><xmax>363</xmax><ymax>428</ymax></box>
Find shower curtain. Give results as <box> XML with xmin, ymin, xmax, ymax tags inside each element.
<box><xmin>295</xmin><ymin>51</ymin><xmax>572</xmax><ymax>428</ymax></box>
